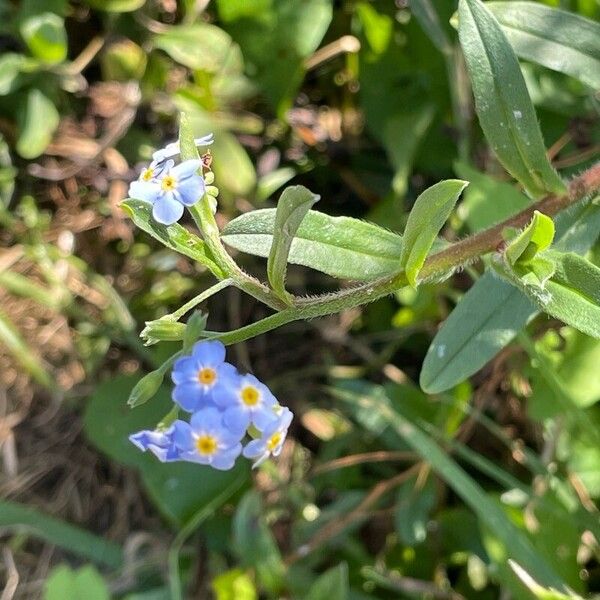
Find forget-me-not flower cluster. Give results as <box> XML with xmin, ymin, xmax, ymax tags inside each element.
<box><xmin>129</xmin><ymin>340</ymin><xmax>293</xmax><ymax>470</ymax></box>
<box><xmin>127</xmin><ymin>134</ymin><xmax>213</xmax><ymax>226</ymax></box>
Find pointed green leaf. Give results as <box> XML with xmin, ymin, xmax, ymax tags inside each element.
<box><xmin>267</xmin><ymin>186</ymin><xmax>319</xmax><ymax>303</ymax></box>
<box><xmin>487</xmin><ymin>2</ymin><xmax>600</xmax><ymax>89</ymax></box>
<box><xmin>121</xmin><ymin>199</ymin><xmax>223</xmax><ymax>277</ymax></box>
<box><xmin>458</xmin><ymin>0</ymin><xmax>565</xmax><ymax>198</ymax></box>
<box><xmin>0</xmin><ymin>501</ymin><xmax>122</xmax><ymax>568</ymax></box>
<box><xmin>527</xmin><ymin>252</ymin><xmax>600</xmax><ymax>340</ymax></box>
<box><xmin>505</xmin><ymin>210</ymin><xmax>555</xmax><ymax>266</ymax></box>
<box><xmin>400</xmin><ymin>179</ymin><xmax>468</xmax><ymax>287</ymax></box>
<box><xmin>222</xmin><ymin>209</ymin><xmax>404</xmax><ymax>281</ymax></box>
<box><xmin>304</xmin><ymin>563</ymin><xmax>349</xmax><ymax>600</ymax></box>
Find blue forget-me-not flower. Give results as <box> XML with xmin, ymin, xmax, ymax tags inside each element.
<box><xmin>172</xmin><ymin>407</ymin><xmax>243</xmax><ymax>470</ymax></box>
<box><xmin>128</xmin><ymin>158</ymin><xmax>205</xmax><ymax>225</ymax></box>
<box><xmin>243</xmin><ymin>407</ymin><xmax>294</xmax><ymax>468</ymax></box>
<box><xmin>218</xmin><ymin>373</ymin><xmax>279</xmax><ymax>433</ymax></box>
<box><xmin>129</xmin><ymin>422</ymin><xmax>185</xmax><ymax>462</ymax></box>
<box><xmin>171</xmin><ymin>340</ymin><xmax>238</xmax><ymax>412</ymax></box>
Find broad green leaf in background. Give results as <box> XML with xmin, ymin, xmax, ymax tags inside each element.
<box><xmin>0</xmin><ymin>501</ymin><xmax>122</xmax><ymax>568</ymax></box>
<box><xmin>304</xmin><ymin>563</ymin><xmax>349</xmax><ymax>600</ymax></box>
<box><xmin>82</xmin><ymin>0</ymin><xmax>145</xmax><ymax>12</ymax></box>
<box><xmin>458</xmin><ymin>0</ymin><xmax>565</xmax><ymax>198</ymax></box>
<box><xmin>383</xmin><ymin>105</ymin><xmax>436</xmax><ymax>198</ymax></box>
<box><xmin>20</xmin><ymin>12</ymin><xmax>67</xmax><ymax>64</ymax></box>
<box><xmin>84</xmin><ymin>376</ymin><xmax>249</xmax><ymax>525</ymax></box>
<box><xmin>267</xmin><ymin>185</ymin><xmax>320</xmax><ymax>302</ymax></box>
<box><xmin>44</xmin><ymin>565</ymin><xmax>110</xmax><ymax>600</ymax></box>
<box><xmin>487</xmin><ymin>2</ymin><xmax>600</xmax><ymax>90</ymax></box>
<box><xmin>332</xmin><ymin>383</ymin><xmax>567</xmax><ymax>589</ymax></box>
<box><xmin>222</xmin><ymin>209</ymin><xmax>404</xmax><ymax>281</ymax></box>
<box><xmin>16</xmin><ymin>88</ymin><xmax>59</xmax><ymax>159</ymax></box>
<box><xmin>120</xmin><ymin>200</ymin><xmax>223</xmax><ymax>277</ymax></box>
<box><xmin>522</xmin><ymin>252</ymin><xmax>600</xmax><ymax>340</ymax></box>
<box><xmin>233</xmin><ymin>492</ymin><xmax>286</xmax><ymax>595</ymax></box>
<box><xmin>154</xmin><ymin>24</ymin><xmax>243</xmax><ymax>74</ymax></box>
<box><xmin>395</xmin><ymin>474</ymin><xmax>437</xmax><ymax>545</ymax></box>
<box><xmin>400</xmin><ymin>179</ymin><xmax>468</xmax><ymax>286</ymax></box>
<box><xmin>455</xmin><ymin>161</ymin><xmax>530</xmax><ymax>231</ymax></box>
<box><xmin>215</xmin><ymin>0</ymin><xmax>333</xmax><ymax>114</ymax></box>
<box><xmin>0</xmin><ymin>54</ymin><xmax>31</xmax><ymax>96</ymax></box>
<box><xmin>505</xmin><ymin>210</ymin><xmax>554</xmax><ymax>266</ymax></box>
<box><xmin>420</xmin><ymin>201</ymin><xmax>600</xmax><ymax>394</ymax></box>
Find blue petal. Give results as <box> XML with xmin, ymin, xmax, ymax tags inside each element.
<box><xmin>223</xmin><ymin>406</ymin><xmax>250</xmax><ymax>436</ymax></box>
<box><xmin>129</xmin><ymin>180</ymin><xmax>160</xmax><ymax>203</ymax></box>
<box><xmin>172</xmin><ymin>159</ymin><xmax>201</xmax><ymax>178</ymax></box>
<box><xmin>172</xmin><ymin>382</ymin><xmax>205</xmax><ymax>412</ymax></box>
<box><xmin>171</xmin><ymin>420</ymin><xmax>195</xmax><ymax>451</ymax></box>
<box><xmin>172</xmin><ymin>356</ymin><xmax>200</xmax><ymax>384</ymax></box>
<box><xmin>252</xmin><ymin>407</ymin><xmax>278</xmax><ymax>431</ymax></box>
<box><xmin>153</xmin><ymin>193</ymin><xmax>184</xmax><ymax>225</ymax></box>
<box><xmin>177</xmin><ymin>175</ymin><xmax>205</xmax><ymax>206</ymax></box>
<box><xmin>211</xmin><ymin>444</ymin><xmax>242</xmax><ymax>470</ymax></box>
<box><xmin>191</xmin><ymin>340</ymin><xmax>226</xmax><ymax>365</ymax></box>
<box><xmin>243</xmin><ymin>438</ymin><xmax>266</xmax><ymax>459</ymax></box>
<box><xmin>190</xmin><ymin>406</ymin><xmax>223</xmax><ymax>432</ymax></box>
<box><xmin>194</xmin><ymin>133</ymin><xmax>214</xmax><ymax>146</ymax></box>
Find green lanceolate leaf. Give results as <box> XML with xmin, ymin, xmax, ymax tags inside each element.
<box><xmin>400</xmin><ymin>179</ymin><xmax>468</xmax><ymax>287</ymax></box>
<box><xmin>409</xmin><ymin>0</ymin><xmax>452</xmax><ymax>55</ymax></box>
<box><xmin>505</xmin><ymin>210</ymin><xmax>555</xmax><ymax>266</ymax></box>
<box><xmin>526</xmin><ymin>252</ymin><xmax>600</xmax><ymax>340</ymax></box>
<box><xmin>487</xmin><ymin>2</ymin><xmax>600</xmax><ymax>90</ymax></box>
<box><xmin>0</xmin><ymin>501</ymin><xmax>122</xmax><ymax>568</ymax></box>
<box><xmin>420</xmin><ymin>200</ymin><xmax>600</xmax><ymax>394</ymax></box>
<box><xmin>121</xmin><ymin>199</ymin><xmax>222</xmax><ymax>277</ymax></box>
<box><xmin>458</xmin><ymin>0</ymin><xmax>565</xmax><ymax>198</ymax></box>
<box><xmin>420</xmin><ymin>273</ymin><xmax>537</xmax><ymax>393</ymax></box>
<box><xmin>267</xmin><ymin>185</ymin><xmax>320</xmax><ymax>303</ymax></box>
<box><xmin>222</xmin><ymin>209</ymin><xmax>404</xmax><ymax>281</ymax></box>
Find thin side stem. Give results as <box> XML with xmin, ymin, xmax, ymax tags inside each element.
<box><xmin>170</xmin><ymin>278</ymin><xmax>233</xmax><ymax>320</ymax></box>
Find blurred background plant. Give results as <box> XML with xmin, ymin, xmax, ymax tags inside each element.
<box><xmin>1</xmin><ymin>0</ymin><xmax>599</xmax><ymax>598</ymax></box>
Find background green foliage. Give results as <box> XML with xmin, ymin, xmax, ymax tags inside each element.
<box><xmin>0</xmin><ymin>0</ymin><xmax>599</xmax><ymax>599</ymax></box>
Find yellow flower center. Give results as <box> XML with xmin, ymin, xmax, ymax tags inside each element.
<box><xmin>241</xmin><ymin>386</ymin><xmax>260</xmax><ymax>406</ymax></box>
<box><xmin>266</xmin><ymin>432</ymin><xmax>282</xmax><ymax>451</ymax></box>
<box><xmin>161</xmin><ymin>175</ymin><xmax>177</xmax><ymax>191</ymax></box>
<box><xmin>197</xmin><ymin>367</ymin><xmax>216</xmax><ymax>385</ymax></box>
<box><xmin>196</xmin><ymin>434</ymin><xmax>218</xmax><ymax>455</ymax></box>
<box><xmin>142</xmin><ymin>168</ymin><xmax>154</xmax><ymax>181</ymax></box>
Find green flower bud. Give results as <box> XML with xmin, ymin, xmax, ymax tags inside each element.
<box><xmin>128</xmin><ymin>368</ymin><xmax>165</xmax><ymax>408</ymax></box>
<box><xmin>141</xmin><ymin>317</ymin><xmax>185</xmax><ymax>346</ymax></box>
<box><xmin>183</xmin><ymin>310</ymin><xmax>208</xmax><ymax>352</ymax></box>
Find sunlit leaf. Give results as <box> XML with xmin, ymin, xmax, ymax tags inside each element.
<box><xmin>222</xmin><ymin>209</ymin><xmax>404</xmax><ymax>281</ymax></box>
<box><xmin>20</xmin><ymin>12</ymin><xmax>67</xmax><ymax>64</ymax></box>
<box><xmin>400</xmin><ymin>179</ymin><xmax>468</xmax><ymax>286</ymax></box>
<box><xmin>121</xmin><ymin>199</ymin><xmax>223</xmax><ymax>277</ymax></box>
<box><xmin>458</xmin><ymin>0</ymin><xmax>565</xmax><ymax>197</ymax></box>
<box><xmin>487</xmin><ymin>2</ymin><xmax>600</xmax><ymax>89</ymax></box>
<box><xmin>267</xmin><ymin>185</ymin><xmax>320</xmax><ymax>302</ymax></box>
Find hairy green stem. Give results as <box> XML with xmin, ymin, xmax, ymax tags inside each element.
<box><xmin>170</xmin><ymin>278</ymin><xmax>233</xmax><ymax>320</ymax></box>
<box><xmin>194</xmin><ymin>163</ymin><xmax>600</xmax><ymax>345</ymax></box>
<box><xmin>190</xmin><ymin>199</ymin><xmax>287</xmax><ymax>311</ymax></box>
